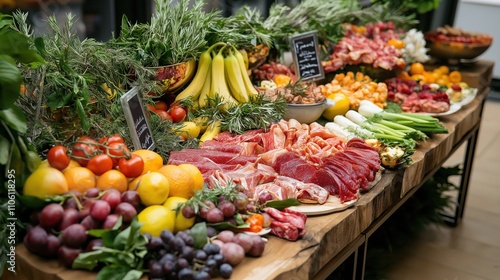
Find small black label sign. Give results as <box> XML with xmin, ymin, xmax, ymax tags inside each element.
<box><xmin>290</xmin><ymin>31</ymin><xmax>325</xmax><ymax>81</ymax></box>
<box><xmin>121</xmin><ymin>87</ymin><xmax>155</xmax><ymax>150</ymax></box>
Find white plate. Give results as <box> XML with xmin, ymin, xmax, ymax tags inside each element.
<box><xmin>243</xmin><ymin>228</ymin><xmax>271</xmax><ymax>236</ymax></box>
<box><xmin>288</xmin><ymin>195</ymin><xmax>358</xmax><ymax>216</ymax></box>
<box><xmin>457</xmin><ymin>88</ymin><xmax>478</xmax><ymax>107</ymax></box>
<box><xmin>418</xmin><ymin>103</ymin><xmax>462</xmax><ymax>117</ymax></box>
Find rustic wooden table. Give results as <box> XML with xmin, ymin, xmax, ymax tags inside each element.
<box><xmin>5</xmin><ymin>60</ymin><xmax>494</xmax><ymax>280</ymax></box>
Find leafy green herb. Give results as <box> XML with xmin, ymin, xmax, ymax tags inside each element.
<box><xmin>117</xmin><ymin>0</ymin><xmax>217</xmax><ymax>66</ymax></box>
<box><xmin>190</xmin><ymin>222</ymin><xmax>209</xmax><ymax>249</ymax></box>
<box><xmin>73</xmin><ymin>217</ymin><xmax>147</xmax><ymax>280</ymax></box>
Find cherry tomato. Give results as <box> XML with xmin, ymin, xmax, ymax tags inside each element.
<box><xmin>169</xmin><ymin>107</ymin><xmax>187</xmax><ymax>123</ymax></box>
<box><xmin>98</xmin><ymin>134</ymin><xmax>125</xmax><ymax>153</ymax></box>
<box><xmin>86</xmin><ymin>154</ymin><xmax>113</xmax><ymax>176</ymax></box>
<box><xmin>155</xmin><ymin>110</ymin><xmax>173</xmax><ymax>121</ymax></box>
<box><xmin>106</xmin><ymin>142</ymin><xmax>130</xmax><ymax>166</ymax></box>
<box><xmin>47</xmin><ymin>145</ymin><xmax>70</xmax><ymax>171</ymax></box>
<box><xmin>245</xmin><ymin>214</ymin><xmax>264</xmax><ymax>233</ymax></box>
<box><xmin>118</xmin><ymin>154</ymin><xmax>144</xmax><ymax>178</ymax></box>
<box><xmin>71</xmin><ymin>137</ymin><xmax>98</xmax><ymax>167</ymax></box>
<box><xmin>154</xmin><ymin>101</ymin><xmax>168</xmax><ymax>111</ymax></box>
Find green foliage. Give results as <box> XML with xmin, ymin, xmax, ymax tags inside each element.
<box><xmin>0</xmin><ymin>12</ymin><xmax>45</xmax><ymax>278</ymax></box>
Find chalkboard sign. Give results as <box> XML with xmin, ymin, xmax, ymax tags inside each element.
<box><xmin>290</xmin><ymin>31</ymin><xmax>325</xmax><ymax>81</ymax></box>
<box><xmin>121</xmin><ymin>87</ymin><xmax>155</xmax><ymax>150</ymax></box>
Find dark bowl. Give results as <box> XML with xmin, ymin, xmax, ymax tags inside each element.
<box><xmin>426</xmin><ymin>40</ymin><xmax>492</xmax><ymax>61</ymax></box>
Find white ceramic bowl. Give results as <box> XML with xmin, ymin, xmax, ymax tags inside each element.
<box><xmin>283</xmin><ymin>99</ymin><xmax>335</xmax><ymax>124</ymax></box>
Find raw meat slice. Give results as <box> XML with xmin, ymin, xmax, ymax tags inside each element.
<box><xmin>273</xmin><ymin>176</ymin><xmax>329</xmax><ymax>204</ymax></box>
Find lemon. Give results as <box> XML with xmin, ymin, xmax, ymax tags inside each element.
<box><xmin>322</xmin><ymin>93</ymin><xmax>350</xmax><ymax>121</ymax></box>
<box><xmin>23</xmin><ymin>167</ymin><xmax>69</xmax><ymax>199</ymax></box>
<box><xmin>138</xmin><ymin>205</ymin><xmax>175</xmax><ymax>237</ymax></box>
<box><xmin>163</xmin><ymin>196</ymin><xmax>195</xmax><ymax>233</ymax></box>
<box><xmin>137</xmin><ymin>172</ymin><xmax>170</xmax><ymax>206</ymax></box>
<box><xmin>176</xmin><ymin>121</ymin><xmax>201</xmax><ymax>139</ymax></box>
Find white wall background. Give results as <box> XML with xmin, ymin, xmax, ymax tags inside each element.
<box><xmin>454</xmin><ymin>0</ymin><xmax>500</xmax><ymax>78</ymax></box>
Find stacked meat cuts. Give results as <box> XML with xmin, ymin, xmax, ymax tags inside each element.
<box><xmin>322</xmin><ymin>21</ymin><xmax>406</xmax><ymax>73</ymax></box>
<box><xmin>385</xmin><ymin>78</ymin><xmax>450</xmax><ymax>113</ymax></box>
<box><xmin>167</xmin><ymin>119</ymin><xmax>381</xmax><ymax>204</ymax></box>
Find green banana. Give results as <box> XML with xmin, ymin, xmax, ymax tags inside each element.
<box><xmin>233</xmin><ymin>46</ymin><xmax>259</xmax><ymax>98</ymax></box>
<box><xmin>210</xmin><ymin>46</ymin><xmax>238</xmax><ymax>111</ymax></box>
<box><xmin>224</xmin><ymin>49</ymin><xmax>249</xmax><ymax>103</ymax></box>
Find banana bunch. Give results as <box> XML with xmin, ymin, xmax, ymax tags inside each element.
<box><xmin>175</xmin><ymin>42</ymin><xmax>258</xmax><ymax>111</ymax></box>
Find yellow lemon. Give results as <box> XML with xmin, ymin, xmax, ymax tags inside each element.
<box><xmin>23</xmin><ymin>167</ymin><xmax>69</xmax><ymax>199</ymax></box>
<box><xmin>176</xmin><ymin>121</ymin><xmax>201</xmax><ymax>139</ymax></box>
<box><xmin>137</xmin><ymin>205</ymin><xmax>175</xmax><ymax>237</ymax></box>
<box><xmin>163</xmin><ymin>196</ymin><xmax>195</xmax><ymax>233</ymax></box>
<box><xmin>137</xmin><ymin>172</ymin><xmax>170</xmax><ymax>206</ymax></box>
<box><xmin>322</xmin><ymin>93</ymin><xmax>350</xmax><ymax>121</ymax></box>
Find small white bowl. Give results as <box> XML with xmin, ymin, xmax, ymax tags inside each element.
<box><xmin>283</xmin><ymin>99</ymin><xmax>335</xmax><ymax>124</ymax></box>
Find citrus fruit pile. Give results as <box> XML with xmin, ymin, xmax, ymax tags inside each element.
<box><xmin>23</xmin><ymin>134</ymin><xmax>205</xmax><ymax>238</ymax></box>
<box><xmin>399</xmin><ymin>62</ymin><xmax>468</xmax><ymax>88</ymax></box>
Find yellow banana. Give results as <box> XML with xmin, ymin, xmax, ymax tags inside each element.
<box><xmin>199</xmin><ymin>120</ymin><xmax>221</xmax><ymax>145</ymax></box>
<box><xmin>224</xmin><ymin>50</ymin><xmax>249</xmax><ymax>103</ymax></box>
<box><xmin>233</xmin><ymin>47</ymin><xmax>259</xmax><ymax>98</ymax></box>
<box><xmin>175</xmin><ymin>51</ymin><xmax>212</xmax><ymax>102</ymax></box>
<box><xmin>198</xmin><ymin>66</ymin><xmax>212</xmax><ymax>108</ymax></box>
<box><xmin>210</xmin><ymin>46</ymin><xmax>238</xmax><ymax>111</ymax></box>
<box><xmin>239</xmin><ymin>49</ymin><xmax>249</xmax><ymax>70</ymax></box>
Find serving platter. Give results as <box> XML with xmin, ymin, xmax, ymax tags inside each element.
<box><xmin>244</xmin><ymin>228</ymin><xmax>272</xmax><ymax>236</ymax></box>
<box><xmin>289</xmin><ymin>195</ymin><xmax>358</xmax><ymax>216</ymax></box>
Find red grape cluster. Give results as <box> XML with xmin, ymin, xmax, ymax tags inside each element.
<box><xmin>146</xmin><ymin>229</ymin><xmax>233</xmax><ymax>280</ymax></box>
<box><xmin>212</xmin><ymin>230</ymin><xmax>266</xmax><ymax>266</ymax></box>
<box><xmin>24</xmin><ymin>188</ymin><xmax>141</xmax><ymax>268</ymax></box>
<box><xmin>182</xmin><ymin>192</ymin><xmax>257</xmax><ymax>225</ymax></box>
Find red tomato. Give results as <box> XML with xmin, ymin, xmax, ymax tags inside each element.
<box><xmin>146</xmin><ymin>104</ymin><xmax>156</xmax><ymax>112</ymax></box>
<box><xmin>71</xmin><ymin>137</ymin><xmax>99</xmax><ymax>167</ymax></box>
<box><xmin>99</xmin><ymin>134</ymin><xmax>124</xmax><ymax>146</ymax></box>
<box><xmin>118</xmin><ymin>154</ymin><xmax>144</xmax><ymax>178</ymax></box>
<box><xmin>86</xmin><ymin>154</ymin><xmax>113</xmax><ymax>176</ymax></box>
<box><xmin>155</xmin><ymin>110</ymin><xmax>173</xmax><ymax>121</ymax></box>
<box><xmin>98</xmin><ymin>134</ymin><xmax>125</xmax><ymax>153</ymax></box>
<box><xmin>154</xmin><ymin>101</ymin><xmax>169</xmax><ymax>111</ymax></box>
<box><xmin>106</xmin><ymin>142</ymin><xmax>130</xmax><ymax>166</ymax></box>
<box><xmin>47</xmin><ymin>145</ymin><xmax>70</xmax><ymax>171</ymax></box>
<box><xmin>169</xmin><ymin>107</ymin><xmax>187</xmax><ymax>123</ymax></box>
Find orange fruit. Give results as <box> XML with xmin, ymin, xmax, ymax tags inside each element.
<box><xmin>448</xmin><ymin>70</ymin><xmax>462</xmax><ymax>84</ymax></box>
<box><xmin>132</xmin><ymin>149</ymin><xmax>163</xmax><ymax>175</ymax></box>
<box><xmin>397</xmin><ymin>71</ymin><xmax>412</xmax><ymax>81</ymax></box>
<box><xmin>438</xmin><ymin>65</ymin><xmax>450</xmax><ymax>75</ymax></box>
<box><xmin>137</xmin><ymin>172</ymin><xmax>170</xmax><ymax>206</ymax></box>
<box><xmin>128</xmin><ymin>174</ymin><xmax>143</xmax><ymax>191</ymax></box>
<box><xmin>387</xmin><ymin>38</ymin><xmax>405</xmax><ymax>49</ymax></box>
<box><xmin>322</xmin><ymin>93</ymin><xmax>350</xmax><ymax>121</ymax></box>
<box><xmin>23</xmin><ymin>167</ymin><xmax>69</xmax><ymax>199</ymax></box>
<box><xmin>96</xmin><ymin>169</ymin><xmax>128</xmax><ymax>193</ymax></box>
<box><xmin>64</xmin><ymin>167</ymin><xmax>96</xmax><ymax>194</ymax></box>
<box><xmin>178</xmin><ymin>163</ymin><xmax>204</xmax><ymax>193</ymax></box>
<box><xmin>158</xmin><ymin>164</ymin><xmax>196</xmax><ymax>199</ymax></box>
<box><xmin>273</xmin><ymin>74</ymin><xmax>292</xmax><ymax>87</ymax></box>
<box><xmin>409</xmin><ymin>62</ymin><xmax>425</xmax><ymax>75</ymax></box>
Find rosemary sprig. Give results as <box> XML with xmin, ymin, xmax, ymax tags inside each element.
<box><xmin>185</xmin><ymin>181</ymin><xmax>242</xmax><ymax>215</ymax></box>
